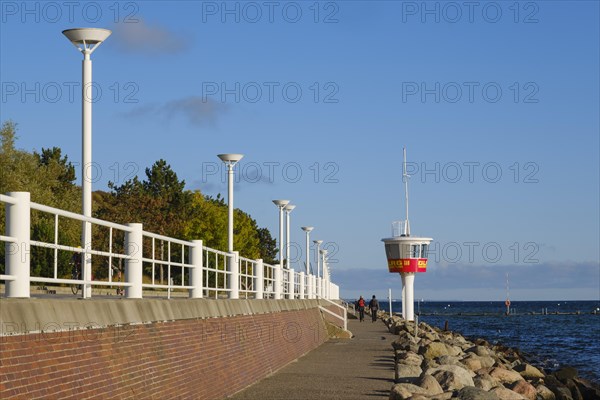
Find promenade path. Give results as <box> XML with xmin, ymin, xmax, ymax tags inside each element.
<box><xmin>229</xmin><ymin>316</ymin><xmax>395</xmax><ymax>399</ymax></box>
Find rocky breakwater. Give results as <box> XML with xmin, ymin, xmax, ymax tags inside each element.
<box><xmin>383</xmin><ymin>315</ymin><xmax>600</xmax><ymax>400</ymax></box>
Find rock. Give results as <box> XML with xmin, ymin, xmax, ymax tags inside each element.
<box><xmin>461</xmin><ymin>354</ymin><xmax>483</xmax><ymax>372</ymax></box>
<box><xmin>456</xmin><ymin>386</ymin><xmax>501</xmax><ymax>400</ymax></box>
<box><xmin>536</xmin><ymin>384</ymin><xmax>557</xmax><ymax>400</ymax></box>
<box><xmin>479</xmin><ymin>356</ymin><xmax>496</xmax><ymax>369</ymax></box>
<box><xmin>420</xmin><ymin>341</ymin><xmax>461</xmax><ymax>360</ymax></box>
<box><xmin>489</xmin><ymin>367</ymin><xmax>525</xmax><ymax>384</ymax></box>
<box><xmin>474</xmin><ymin>372</ymin><xmax>499</xmax><ymax>391</ymax></box>
<box><xmin>395</xmin><ymin>364</ymin><xmax>423</xmax><ymax>383</ymax></box>
<box><xmin>573</xmin><ymin>377</ymin><xmax>600</xmax><ymax>399</ymax></box>
<box><xmin>389</xmin><ymin>383</ymin><xmax>428</xmax><ymax>400</ymax></box>
<box><xmin>428</xmin><ymin>365</ymin><xmax>475</xmax><ymax>391</ymax></box>
<box><xmin>397</xmin><ymin>351</ymin><xmax>423</xmax><ymax>366</ymax></box>
<box><xmin>509</xmin><ymin>380</ymin><xmax>537</xmax><ymax>400</ymax></box>
<box><xmin>564</xmin><ymin>379</ymin><xmax>583</xmax><ymax>400</ymax></box>
<box><xmin>552</xmin><ymin>386</ymin><xmax>574</xmax><ymax>400</ymax></box>
<box><xmin>393</xmin><ymin>331</ymin><xmax>417</xmax><ymax>350</ymax></box>
<box><xmin>438</xmin><ymin>355</ymin><xmax>461</xmax><ymax>366</ymax></box>
<box><xmin>467</xmin><ymin>346</ymin><xmax>492</xmax><ymax>357</ymax></box>
<box><xmin>555</xmin><ymin>367</ymin><xmax>578</xmax><ymax>382</ymax></box>
<box><xmin>489</xmin><ymin>386</ymin><xmax>527</xmax><ymax>400</ymax></box>
<box><xmin>513</xmin><ymin>363</ymin><xmax>545</xmax><ymax>380</ymax></box>
<box><xmin>418</xmin><ymin>374</ymin><xmax>444</xmax><ymax>396</ymax></box>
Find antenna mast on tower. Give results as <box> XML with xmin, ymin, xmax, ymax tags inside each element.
<box><xmin>403</xmin><ymin>147</ymin><xmax>411</xmax><ymax>236</ymax></box>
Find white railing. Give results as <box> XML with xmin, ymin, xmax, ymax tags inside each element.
<box><xmin>1</xmin><ymin>192</ymin><xmax>341</xmax><ymax>301</ymax></box>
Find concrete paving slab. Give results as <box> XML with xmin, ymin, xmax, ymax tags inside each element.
<box><xmin>229</xmin><ymin>317</ymin><xmax>395</xmax><ymax>399</ymax></box>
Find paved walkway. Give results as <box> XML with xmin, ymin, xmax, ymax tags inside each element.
<box><xmin>229</xmin><ymin>316</ymin><xmax>395</xmax><ymax>399</ymax></box>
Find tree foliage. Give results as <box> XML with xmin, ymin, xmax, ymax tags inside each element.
<box><xmin>1</xmin><ymin>120</ymin><xmax>277</xmax><ymax>281</ymax></box>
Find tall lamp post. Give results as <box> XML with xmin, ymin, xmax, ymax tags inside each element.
<box><xmin>218</xmin><ymin>153</ymin><xmax>244</xmax><ymax>299</ymax></box>
<box><xmin>313</xmin><ymin>240</ymin><xmax>323</xmax><ymax>278</ymax></box>
<box><xmin>63</xmin><ymin>28</ymin><xmax>111</xmax><ymax>299</ymax></box>
<box><xmin>320</xmin><ymin>248</ymin><xmax>328</xmax><ymax>298</ymax></box>
<box><xmin>301</xmin><ymin>227</ymin><xmax>314</xmax><ymax>274</ymax></box>
<box><xmin>217</xmin><ymin>154</ymin><xmax>244</xmax><ymax>252</ymax></box>
<box><xmin>273</xmin><ymin>200</ymin><xmax>289</xmax><ymax>299</ymax></box>
<box><xmin>284</xmin><ymin>204</ymin><xmax>296</xmax><ymax>269</ymax></box>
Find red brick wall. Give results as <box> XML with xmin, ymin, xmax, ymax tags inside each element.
<box><xmin>0</xmin><ymin>308</ymin><xmax>329</xmax><ymax>399</ymax></box>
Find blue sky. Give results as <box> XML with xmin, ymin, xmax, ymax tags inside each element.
<box><xmin>1</xmin><ymin>1</ymin><xmax>598</xmax><ymax>301</ymax></box>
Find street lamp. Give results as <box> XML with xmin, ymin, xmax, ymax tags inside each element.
<box><xmin>284</xmin><ymin>204</ymin><xmax>296</xmax><ymax>269</ymax></box>
<box><xmin>320</xmin><ymin>248</ymin><xmax>328</xmax><ymax>298</ymax></box>
<box><xmin>301</xmin><ymin>227</ymin><xmax>314</xmax><ymax>274</ymax></box>
<box><xmin>273</xmin><ymin>200</ymin><xmax>289</xmax><ymax>299</ymax></box>
<box><xmin>63</xmin><ymin>28</ymin><xmax>111</xmax><ymax>299</ymax></box>
<box><xmin>313</xmin><ymin>240</ymin><xmax>323</xmax><ymax>278</ymax></box>
<box><xmin>217</xmin><ymin>154</ymin><xmax>244</xmax><ymax>252</ymax></box>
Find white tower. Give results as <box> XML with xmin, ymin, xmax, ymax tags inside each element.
<box><xmin>381</xmin><ymin>148</ymin><xmax>433</xmax><ymax>321</ymax></box>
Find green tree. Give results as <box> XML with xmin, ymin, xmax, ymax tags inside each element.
<box><xmin>0</xmin><ymin>121</ymin><xmax>80</xmax><ymax>277</ymax></box>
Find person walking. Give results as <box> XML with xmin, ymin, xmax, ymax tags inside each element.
<box><xmin>356</xmin><ymin>296</ymin><xmax>365</xmax><ymax>322</ymax></box>
<box><xmin>369</xmin><ymin>295</ymin><xmax>379</xmax><ymax>323</ymax></box>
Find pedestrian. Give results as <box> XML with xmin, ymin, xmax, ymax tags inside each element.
<box><xmin>356</xmin><ymin>296</ymin><xmax>365</xmax><ymax>322</ymax></box>
<box><xmin>369</xmin><ymin>295</ymin><xmax>379</xmax><ymax>323</ymax></box>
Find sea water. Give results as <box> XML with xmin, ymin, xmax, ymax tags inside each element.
<box><xmin>374</xmin><ymin>300</ymin><xmax>600</xmax><ymax>382</ymax></box>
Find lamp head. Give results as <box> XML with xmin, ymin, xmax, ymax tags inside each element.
<box><xmin>217</xmin><ymin>153</ymin><xmax>244</xmax><ymax>165</ymax></box>
<box><xmin>301</xmin><ymin>226</ymin><xmax>314</xmax><ymax>233</ymax></box>
<box><xmin>313</xmin><ymin>240</ymin><xmax>323</xmax><ymax>246</ymax></box>
<box><xmin>284</xmin><ymin>204</ymin><xmax>296</xmax><ymax>212</ymax></box>
<box><xmin>63</xmin><ymin>28</ymin><xmax>111</xmax><ymax>54</ymax></box>
<box><xmin>273</xmin><ymin>199</ymin><xmax>290</xmax><ymax>208</ymax></box>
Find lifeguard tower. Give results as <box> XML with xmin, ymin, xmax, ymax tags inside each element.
<box><xmin>381</xmin><ymin>148</ymin><xmax>432</xmax><ymax>321</ymax></box>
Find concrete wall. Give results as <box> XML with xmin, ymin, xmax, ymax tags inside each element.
<box><xmin>0</xmin><ymin>298</ymin><xmax>341</xmax><ymax>399</ymax></box>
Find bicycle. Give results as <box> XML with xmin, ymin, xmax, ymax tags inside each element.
<box><xmin>70</xmin><ymin>264</ymin><xmax>81</xmax><ymax>295</ymax></box>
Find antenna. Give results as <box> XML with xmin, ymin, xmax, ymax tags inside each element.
<box><xmin>403</xmin><ymin>147</ymin><xmax>411</xmax><ymax>236</ymax></box>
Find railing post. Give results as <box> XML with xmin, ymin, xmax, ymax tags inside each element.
<box><xmin>308</xmin><ymin>274</ymin><xmax>314</xmax><ymax>299</ymax></box>
<box><xmin>288</xmin><ymin>268</ymin><xmax>295</xmax><ymax>299</ymax></box>
<box><xmin>255</xmin><ymin>258</ymin><xmax>264</xmax><ymax>299</ymax></box>
<box><xmin>125</xmin><ymin>223</ymin><xmax>143</xmax><ymax>299</ymax></box>
<box><xmin>274</xmin><ymin>265</ymin><xmax>282</xmax><ymax>299</ymax></box>
<box><xmin>298</xmin><ymin>271</ymin><xmax>305</xmax><ymax>299</ymax></box>
<box><xmin>190</xmin><ymin>240</ymin><xmax>203</xmax><ymax>299</ymax></box>
<box><xmin>6</xmin><ymin>192</ymin><xmax>31</xmax><ymax>298</ymax></box>
<box><xmin>229</xmin><ymin>251</ymin><xmax>239</xmax><ymax>299</ymax></box>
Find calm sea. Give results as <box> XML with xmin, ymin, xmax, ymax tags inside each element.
<box><xmin>375</xmin><ymin>300</ymin><xmax>600</xmax><ymax>382</ymax></box>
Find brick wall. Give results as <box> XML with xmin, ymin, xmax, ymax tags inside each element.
<box><xmin>0</xmin><ymin>308</ymin><xmax>329</xmax><ymax>399</ymax></box>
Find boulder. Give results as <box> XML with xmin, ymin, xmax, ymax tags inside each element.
<box><xmin>536</xmin><ymin>384</ymin><xmax>557</xmax><ymax>400</ymax></box>
<box><xmin>479</xmin><ymin>356</ymin><xmax>496</xmax><ymax>369</ymax></box>
<box><xmin>467</xmin><ymin>345</ymin><xmax>492</xmax><ymax>357</ymax></box>
<box><xmin>551</xmin><ymin>386</ymin><xmax>574</xmax><ymax>400</ymax></box>
<box><xmin>509</xmin><ymin>380</ymin><xmax>537</xmax><ymax>400</ymax></box>
<box><xmin>437</xmin><ymin>355</ymin><xmax>461</xmax><ymax>366</ymax></box>
<box><xmin>564</xmin><ymin>379</ymin><xmax>583</xmax><ymax>400</ymax></box>
<box><xmin>474</xmin><ymin>372</ymin><xmax>499</xmax><ymax>391</ymax></box>
<box><xmin>420</xmin><ymin>341</ymin><xmax>460</xmax><ymax>360</ymax></box>
<box><xmin>573</xmin><ymin>377</ymin><xmax>600</xmax><ymax>399</ymax></box>
<box><xmin>461</xmin><ymin>354</ymin><xmax>483</xmax><ymax>372</ymax></box>
<box><xmin>397</xmin><ymin>351</ymin><xmax>423</xmax><ymax>366</ymax></box>
<box><xmin>422</xmin><ymin>359</ymin><xmax>440</xmax><ymax>371</ymax></box>
<box><xmin>395</xmin><ymin>364</ymin><xmax>423</xmax><ymax>383</ymax></box>
<box><xmin>456</xmin><ymin>386</ymin><xmax>501</xmax><ymax>400</ymax></box>
<box><xmin>554</xmin><ymin>367</ymin><xmax>578</xmax><ymax>382</ymax></box>
<box><xmin>418</xmin><ymin>374</ymin><xmax>444</xmax><ymax>396</ymax></box>
<box><xmin>389</xmin><ymin>383</ymin><xmax>428</xmax><ymax>400</ymax></box>
<box><xmin>427</xmin><ymin>365</ymin><xmax>475</xmax><ymax>391</ymax></box>
<box><xmin>513</xmin><ymin>364</ymin><xmax>545</xmax><ymax>380</ymax></box>
<box><xmin>489</xmin><ymin>386</ymin><xmax>527</xmax><ymax>400</ymax></box>
<box><xmin>489</xmin><ymin>367</ymin><xmax>525</xmax><ymax>384</ymax></box>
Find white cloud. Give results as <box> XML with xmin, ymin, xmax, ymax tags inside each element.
<box><xmin>112</xmin><ymin>19</ymin><xmax>191</xmax><ymax>55</ymax></box>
